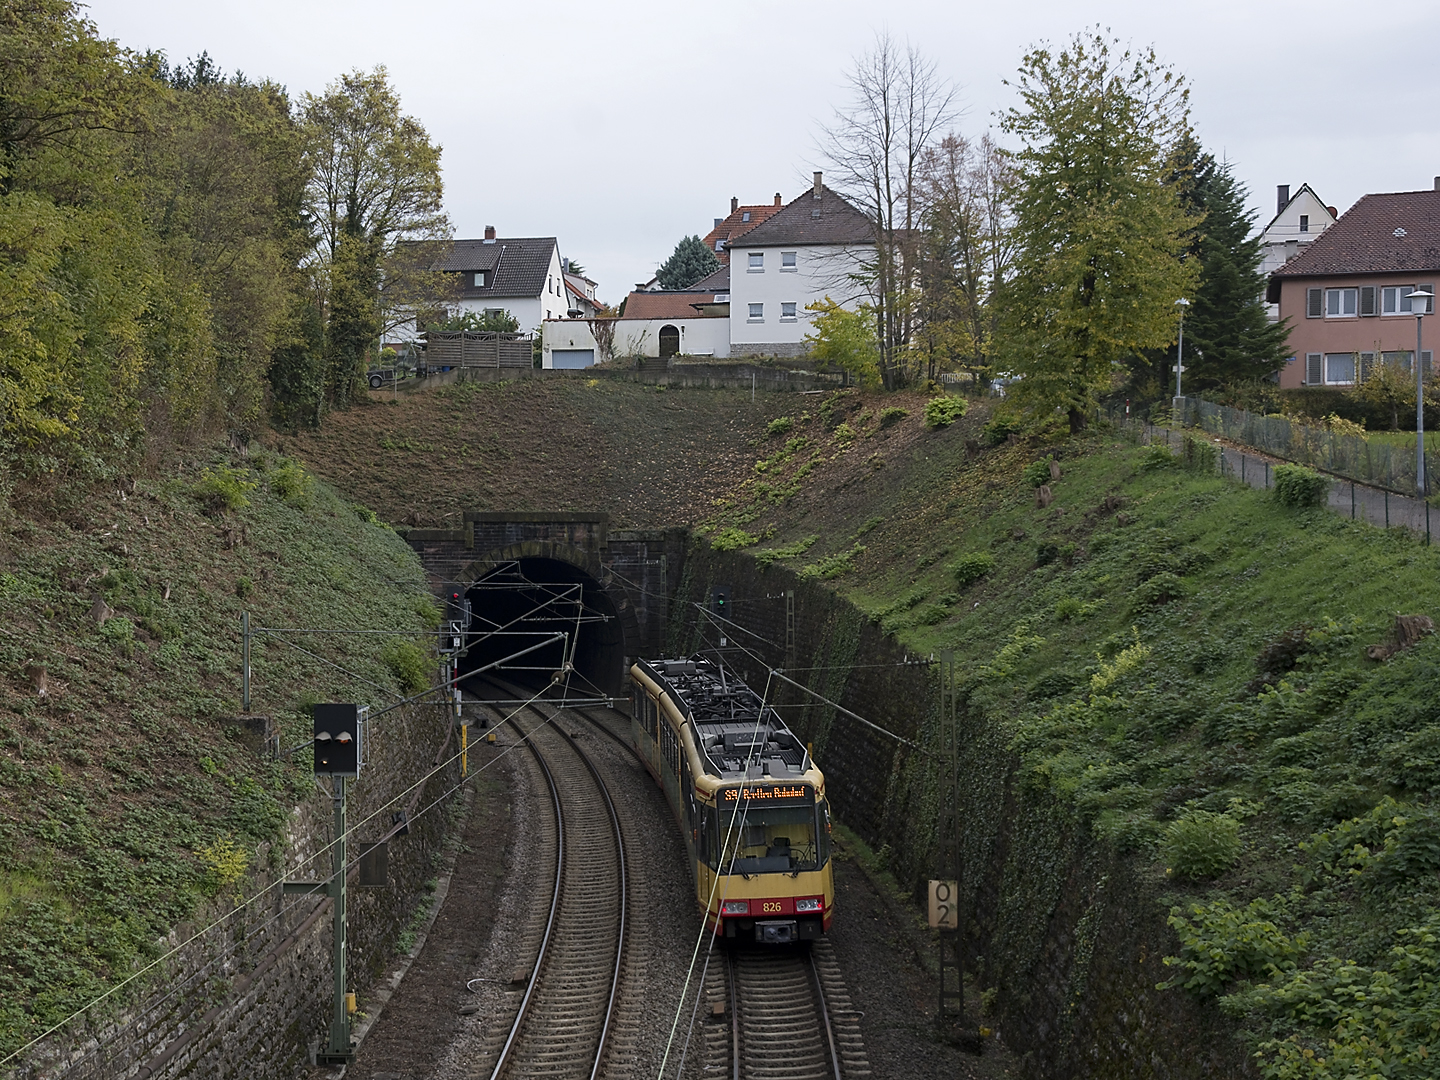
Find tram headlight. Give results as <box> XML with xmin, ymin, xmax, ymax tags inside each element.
<box><xmin>721</xmin><ymin>900</ymin><xmax>749</xmax><ymax>915</ymax></box>
<box><xmin>795</xmin><ymin>898</ymin><xmax>822</xmax><ymax>913</ymax></box>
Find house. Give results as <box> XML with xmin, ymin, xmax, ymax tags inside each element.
<box><xmin>725</xmin><ymin>173</ymin><xmax>875</xmax><ymax>358</ymax></box>
<box><xmin>563</xmin><ymin>263</ymin><xmax>603</xmax><ymax>318</ymax></box>
<box><xmin>1268</xmin><ymin>182</ymin><xmax>1440</xmax><ymax>388</ymax></box>
<box><xmin>702</xmin><ymin>196</ymin><xmax>785</xmax><ymax>264</ymax></box>
<box><xmin>1260</xmin><ymin>184</ymin><xmax>1337</xmax><ymax>322</ymax></box>
<box><xmin>430</xmin><ymin>226</ymin><xmax>570</xmax><ymax>332</ymax></box>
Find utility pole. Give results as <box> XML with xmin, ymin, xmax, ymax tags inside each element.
<box><xmin>931</xmin><ymin>651</ymin><xmax>964</xmax><ymax>1031</ymax></box>
<box><xmin>241</xmin><ymin>610</ymin><xmax>250</xmax><ymax>713</ymax></box>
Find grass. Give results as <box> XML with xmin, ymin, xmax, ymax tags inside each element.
<box><xmin>0</xmin><ymin>447</ymin><xmax>437</xmax><ymax>1056</ymax></box>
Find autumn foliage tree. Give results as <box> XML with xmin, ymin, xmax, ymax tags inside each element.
<box><xmin>996</xmin><ymin>31</ymin><xmax>1199</xmax><ymax>432</ymax></box>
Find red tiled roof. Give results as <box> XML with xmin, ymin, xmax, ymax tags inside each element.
<box><xmin>1272</xmin><ymin>190</ymin><xmax>1440</xmax><ymax>278</ymax></box>
<box><xmin>735</xmin><ymin>184</ymin><xmax>874</xmax><ymax>248</ymax></box>
<box><xmin>702</xmin><ymin>201</ymin><xmax>784</xmax><ymax>263</ymax></box>
<box><xmin>619</xmin><ymin>291</ymin><xmax>724</xmax><ymax>320</ymax></box>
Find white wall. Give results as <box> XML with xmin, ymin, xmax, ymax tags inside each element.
<box><xmin>727</xmin><ymin>243</ymin><xmax>870</xmax><ymax>349</ymax></box>
<box><xmin>540</xmin><ymin>316</ymin><xmax>731</xmax><ymax>366</ymax></box>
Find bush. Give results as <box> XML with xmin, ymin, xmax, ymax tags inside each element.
<box><xmin>1022</xmin><ymin>457</ymin><xmax>1053</xmax><ymax>488</ymax></box>
<box><xmin>878</xmin><ymin>406</ymin><xmax>908</xmax><ymax>429</ymax></box>
<box><xmin>983</xmin><ymin>414</ymin><xmax>1023</xmax><ymax>445</ymax></box>
<box><xmin>1273</xmin><ymin>463</ymin><xmax>1329</xmax><ymax>508</ymax></box>
<box><xmin>192</xmin><ymin>466</ymin><xmax>256</xmax><ymax>512</ymax></box>
<box><xmin>381</xmin><ymin>641</ymin><xmax>431</xmax><ymax>694</ymax></box>
<box><xmin>952</xmin><ymin>552</ymin><xmax>995</xmax><ymax>588</ymax></box>
<box><xmin>1130</xmin><ymin>571</ymin><xmax>1186</xmax><ymax>611</ymax></box>
<box><xmin>1140</xmin><ymin>442</ymin><xmax>1176</xmax><ymax>470</ymax></box>
<box><xmin>924</xmin><ymin>396</ymin><xmax>967</xmax><ymax>429</ymax></box>
<box><xmin>1181</xmin><ymin>434</ymin><xmax>1219</xmax><ymax>474</ymax></box>
<box><xmin>1162</xmin><ymin>810</ymin><xmax>1242</xmax><ymax>880</ymax></box>
<box><xmin>766</xmin><ymin>416</ymin><xmax>794</xmax><ymax>438</ymax></box>
<box><xmin>710</xmin><ymin>526</ymin><xmax>759</xmax><ymax>551</ymax></box>
<box><xmin>269</xmin><ymin>458</ymin><xmax>313</xmax><ymax>506</ymax></box>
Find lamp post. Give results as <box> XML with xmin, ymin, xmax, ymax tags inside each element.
<box><xmin>1414</xmin><ymin>289</ymin><xmax>1434</xmax><ymax>496</ymax></box>
<box><xmin>1173</xmin><ymin>298</ymin><xmax>1190</xmax><ymax>418</ymax></box>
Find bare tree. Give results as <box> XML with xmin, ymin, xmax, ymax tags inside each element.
<box><xmin>820</xmin><ymin>33</ymin><xmax>957</xmax><ymax>388</ymax></box>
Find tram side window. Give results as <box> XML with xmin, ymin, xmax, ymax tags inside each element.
<box><xmin>817</xmin><ymin>799</ymin><xmax>831</xmax><ymax>868</ymax></box>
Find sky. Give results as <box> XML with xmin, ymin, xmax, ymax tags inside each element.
<box><xmin>84</xmin><ymin>0</ymin><xmax>1440</xmax><ymax>307</ymax></box>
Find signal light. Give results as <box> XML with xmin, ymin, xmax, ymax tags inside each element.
<box><xmin>314</xmin><ymin>703</ymin><xmax>362</xmax><ymax>777</ymax></box>
<box><xmin>795</xmin><ymin>897</ymin><xmax>822</xmax><ymax>913</ymax></box>
<box><xmin>711</xmin><ymin>585</ymin><xmax>730</xmax><ymax>616</ymax></box>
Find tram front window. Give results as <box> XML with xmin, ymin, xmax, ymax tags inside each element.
<box><xmin>712</xmin><ymin>806</ymin><xmax>820</xmax><ymax>875</ymax></box>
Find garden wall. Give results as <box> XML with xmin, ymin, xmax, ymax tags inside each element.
<box><xmin>670</xmin><ymin>538</ymin><xmax>1254</xmax><ymax>1078</ymax></box>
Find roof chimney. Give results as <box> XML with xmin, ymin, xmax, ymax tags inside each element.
<box><xmin>1434</xmin><ymin>176</ymin><xmax>1439</xmax><ymax>191</ymax></box>
<box><xmin>774</xmin><ymin>192</ymin><xmax>782</xmax><ymax>206</ymax></box>
<box><xmin>1277</xmin><ymin>185</ymin><xmax>1289</xmax><ymax>215</ymax></box>
<box><xmin>714</xmin><ymin>218</ymin><xmax>723</xmax><ymax>229</ymax></box>
<box><xmin>483</xmin><ymin>225</ymin><xmax>496</xmax><ymax>241</ymax></box>
<box><xmin>1327</xmin><ymin>206</ymin><xmax>1338</xmax><ymax>218</ymax></box>
<box><xmin>813</xmin><ymin>171</ymin><xmax>823</xmax><ymax>198</ymax></box>
<box><xmin>730</xmin><ymin>196</ymin><xmax>738</xmax><ymax>214</ymax></box>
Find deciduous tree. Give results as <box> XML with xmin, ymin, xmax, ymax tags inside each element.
<box><xmin>996</xmin><ymin>31</ymin><xmax>1199</xmax><ymax>432</ymax></box>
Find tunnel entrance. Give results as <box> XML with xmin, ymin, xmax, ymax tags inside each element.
<box><xmin>455</xmin><ymin>557</ymin><xmax>627</xmax><ymax>699</ymax></box>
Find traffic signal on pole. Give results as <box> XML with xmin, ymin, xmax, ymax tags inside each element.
<box><xmin>711</xmin><ymin>585</ymin><xmax>730</xmax><ymax>617</ymax></box>
<box><xmin>314</xmin><ymin>703</ymin><xmax>362</xmax><ymax>777</ymax></box>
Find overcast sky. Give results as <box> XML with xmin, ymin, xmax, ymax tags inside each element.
<box><xmin>85</xmin><ymin>0</ymin><xmax>1440</xmax><ymax>306</ymax></box>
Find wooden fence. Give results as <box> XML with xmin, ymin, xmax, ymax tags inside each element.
<box><xmin>421</xmin><ymin>331</ymin><xmax>533</xmax><ymax>369</ymax></box>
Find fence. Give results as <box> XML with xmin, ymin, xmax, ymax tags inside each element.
<box><xmin>1159</xmin><ymin>397</ymin><xmax>1439</xmax><ymax>496</ymax></box>
<box><xmin>421</xmin><ymin>330</ymin><xmax>533</xmax><ymax>369</ymax></box>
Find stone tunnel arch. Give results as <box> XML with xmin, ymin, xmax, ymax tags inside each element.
<box><xmin>453</xmin><ymin>541</ymin><xmax>641</xmax><ymax>698</ymax></box>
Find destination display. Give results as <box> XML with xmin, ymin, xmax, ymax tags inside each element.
<box><xmin>720</xmin><ymin>784</ymin><xmax>813</xmax><ymax>805</ymax></box>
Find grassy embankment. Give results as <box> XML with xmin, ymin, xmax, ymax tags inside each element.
<box><xmin>694</xmin><ymin>391</ymin><xmax>1440</xmax><ymax>1077</ymax></box>
<box><xmin>0</xmin><ymin>450</ymin><xmax>439</xmax><ymax>1057</ymax></box>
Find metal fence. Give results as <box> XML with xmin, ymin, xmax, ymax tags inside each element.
<box><xmin>1104</xmin><ymin>398</ymin><xmax>1438</xmax><ymax>496</ymax></box>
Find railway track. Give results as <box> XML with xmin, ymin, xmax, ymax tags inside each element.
<box><xmin>477</xmin><ymin>680</ymin><xmax>628</xmax><ymax>1080</ymax></box>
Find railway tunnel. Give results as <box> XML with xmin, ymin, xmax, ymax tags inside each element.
<box><xmin>454</xmin><ymin>555</ymin><xmax>630</xmax><ymax>698</ymax></box>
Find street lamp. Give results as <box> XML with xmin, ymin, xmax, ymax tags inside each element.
<box><xmin>1173</xmin><ymin>298</ymin><xmax>1190</xmax><ymax>416</ymax></box>
<box><xmin>1414</xmin><ymin>288</ymin><xmax>1434</xmax><ymax>496</ymax></box>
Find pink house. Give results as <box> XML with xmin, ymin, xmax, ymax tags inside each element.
<box><xmin>1268</xmin><ymin>183</ymin><xmax>1439</xmax><ymax>388</ymax></box>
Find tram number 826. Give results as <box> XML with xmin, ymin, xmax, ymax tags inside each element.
<box><xmin>761</xmin><ymin>901</ymin><xmax>783</xmax><ymax>914</ymax></box>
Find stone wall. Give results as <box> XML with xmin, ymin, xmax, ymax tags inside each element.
<box><xmin>667</xmin><ymin>536</ymin><xmax>1254</xmax><ymax>1078</ymax></box>
<box><xmin>17</xmin><ymin>697</ymin><xmax>461</xmax><ymax>1080</ymax></box>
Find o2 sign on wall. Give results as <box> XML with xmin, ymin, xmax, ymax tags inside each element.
<box><xmin>928</xmin><ymin>879</ymin><xmax>959</xmax><ymax>930</ymax></box>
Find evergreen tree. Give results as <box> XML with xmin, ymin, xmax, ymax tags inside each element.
<box><xmin>1167</xmin><ymin>138</ymin><xmax>1292</xmax><ymax>389</ymax></box>
<box><xmin>655</xmin><ymin>235</ymin><xmax>719</xmax><ymax>290</ymax></box>
<box><xmin>995</xmin><ymin>32</ymin><xmax>1199</xmax><ymax>432</ymax></box>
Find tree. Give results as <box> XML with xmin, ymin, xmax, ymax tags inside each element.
<box><xmin>821</xmin><ymin>33</ymin><xmax>956</xmax><ymax>389</ymax></box>
<box><xmin>995</xmin><ymin>32</ymin><xmax>1200</xmax><ymax>433</ymax></box>
<box><xmin>804</xmin><ymin>297</ymin><xmax>881</xmax><ymax>388</ymax></box>
<box><xmin>429</xmin><ymin>309</ymin><xmax>519</xmax><ymax>333</ymax></box>
<box><xmin>300</xmin><ymin>68</ymin><xmax>450</xmax><ymax>404</ymax></box>
<box><xmin>1163</xmin><ymin>137</ymin><xmax>1291</xmax><ymax>390</ymax></box>
<box><xmin>655</xmin><ymin>235</ymin><xmax>718</xmax><ymax>290</ymax></box>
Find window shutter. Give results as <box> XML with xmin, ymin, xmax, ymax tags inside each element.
<box><xmin>1306</xmin><ymin>353</ymin><xmax>1323</xmax><ymax>385</ymax></box>
<box><xmin>1423</xmin><ymin>285</ymin><xmax>1436</xmax><ymax>315</ymax></box>
<box><xmin>1360</xmin><ymin>285</ymin><xmax>1377</xmax><ymax>316</ymax></box>
<box><xmin>1360</xmin><ymin>352</ymin><xmax>1375</xmax><ymax>382</ymax></box>
<box><xmin>1425</xmin><ymin>351</ymin><xmax>1434</xmax><ymax>376</ymax></box>
<box><xmin>1307</xmin><ymin>288</ymin><xmax>1323</xmax><ymax>318</ymax></box>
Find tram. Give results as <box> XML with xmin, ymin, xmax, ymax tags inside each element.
<box><xmin>629</xmin><ymin>657</ymin><xmax>834</xmax><ymax>944</ymax></box>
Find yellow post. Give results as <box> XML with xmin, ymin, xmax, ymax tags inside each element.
<box><xmin>461</xmin><ymin>722</ymin><xmax>468</xmax><ymax>777</ymax></box>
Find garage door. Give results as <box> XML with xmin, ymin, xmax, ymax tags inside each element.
<box><xmin>551</xmin><ymin>349</ymin><xmax>595</xmax><ymax>369</ymax></box>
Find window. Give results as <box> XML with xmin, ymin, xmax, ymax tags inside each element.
<box><xmin>1324</xmin><ymin>353</ymin><xmax>1355</xmax><ymax>384</ymax></box>
<box><xmin>781</xmin><ymin>302</ymin><xmax>797</xmax><ymax>321</ymax></box>
<box><xmin>781</xmin><ymin>251</ymin><xmax>797</xmax><ymax>270</ymax></box>
<box><xmin>715</xmin><ymin>239</ymin><xmax>724</xmax><ymax>251</ymax></box>
<box><xmin>1381</xmin><ymin>350</ymin><xmax>1436</xmax><ymax>375</ymax></box>
<box><xmin>748</xmin><ymin>303</ymin><xmax>763</xmax><ymax>321</ymax></box>
<box><xmin>474</xmin><ymin>271</ymin><xmax>487</xmax><ymax>288</ymax></box>
<box><xmin>1382</xmin><ymin>285</ymin><xmax>1436</xmax><ymax>315</ymax></box>
<box><xmin>1299</xmin><ymin>215</ymin><xmax>1309</xmax><ymax>233</ymax></box>
<box><xmin>1325</xmin><ymin>288</ymin><xmax>1358</xmax><ymax>317</ymax></box>
<box><xmin>748</xmin><ymin>252</ymin><xmax>763</xmax><ymax>272</ymax></box>
<box><xmin>742</xmin><ymin>211</ymin><xmax>750</xmax><ymax>222</ymax></box>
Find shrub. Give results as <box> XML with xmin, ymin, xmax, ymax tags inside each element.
<box><xmin>1162</xmin><ymin>810</ymin><xmax>1242</xmax><ymax>881</ymax></box>
<box><xmin>381</xmin><ymin>641</ymin><xmax>431</xmax><ymax>694</ymax></box>
<box><xmin>878</xmin><ymin>406</ymin><xmax>908</xmax><ymax>429</ymax></box>
<box><xmin>799</xmin><ymin>543</ymin><xmax>865</xmax><ymax>581</ymax></box>
<box><xmin>192</xmin><ymin>466</ymin><xmax>256</xmax><ymax>512</ymax></box>
<box><xmin>924</xmin><ymin>396</ymin><xmax>967</xmax><ymax>429</ymax></box>
<box><xmin>983</xmin><ymin>414</ymin><xmax>1023</xmax><ymax>445</ymax></box>
<box><xmin>766</xmin><ymin>416</ymin><xmax>794</xmax><ymax>438</ymax></box>
<box><xmin>1139</xmin><ymin>442</ymin><xmax>1176</xmax><ymax>470</ymax></box>
<box><xmin>269</xmin><ymin>459</ymin><xmax>313</xmax><ymax>506</ymax></box>
<box><xmin>1164</xmin><ymin>895</ymin><xmax>1303</xmax><ymax>995</ymax></box>
<box><xmin>1130</xmin><ymin>571</ymin><xmax>1185</xmax><ymax>611</ymax></box>
<box><xmin>1022</xmin><ymin>457</ymin><xmax>1053</xmax><ymax>488</ymax></box>
<box><xmin>1181</xmin><ymin>434</ymin><xmax>1218</xmax><ymax>473</ymax></box>
<box><xmin>1273</xmin><ymin>463</ymin><xmax>1329</xmax><ymax>508</ymax></box>
<box><xmin>710</xmin><ymin>526</ymin><xmax>759</xmax><ymax>551</ymax></box>
<box><xmin>952</xmin><ymin>551</ymin><xmax>996</xmax><ymax>588</ymax></box>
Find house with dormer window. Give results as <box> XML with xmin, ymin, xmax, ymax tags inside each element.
<box><xmin>1269</xmin><ymin>184</ymin><xmax>1439</xmax><ymax>388</ymax></box>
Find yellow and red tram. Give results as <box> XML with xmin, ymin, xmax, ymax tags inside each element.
<box><xmin>629</xmin><ymin>657</ymin><xmax>834</xmax><ymax>944</ymax></box>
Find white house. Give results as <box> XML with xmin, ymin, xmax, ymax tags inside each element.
<box><xmin>726</xmin><ymin>173</ymin><xmax>875</xmax><ymax>357</ymax></box>
<box><xmin>1260</xmin><ymin>184</ymin><xmax>1337</xmax><ymax>322</ymax></box>
<box><xmin>432</xmin><ymin>226</ymin><xmax>570</xmax><ymax>333</ymax></box>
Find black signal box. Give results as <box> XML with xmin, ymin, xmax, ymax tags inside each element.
<box><xmin>314</xmin><ymin>703</ymin><xmax>362</xmax><ymax>778</ymax></box>
<box><xmin>711</xmin><ymin>585</ymin><xmax>731</xmax><ymax>616</ymax></box>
